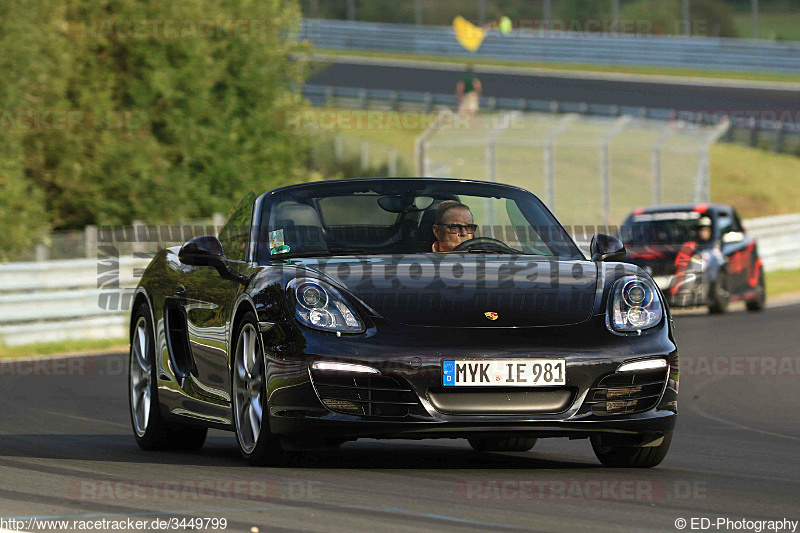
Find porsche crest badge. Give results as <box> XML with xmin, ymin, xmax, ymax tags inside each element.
<box><xmin>484</xmin><ymin>312</ymin><xmax>498</xmax><ymax>321</ymax></box>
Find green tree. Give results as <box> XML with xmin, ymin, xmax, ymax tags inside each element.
<box><xmin>1</xmin><ymin>0</ymin><xmax>310</xmax><ymax>260</ymax></box>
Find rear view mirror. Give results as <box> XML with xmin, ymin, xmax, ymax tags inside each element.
<box><xmin>590</xmin><ymin>233</ymin><xmax>627</xmax><ymax>262</ymax></box>
<box><xmin>378</xmin><ymin>195</ymin><xmax>435</xmax><ymax>213</ymax></box>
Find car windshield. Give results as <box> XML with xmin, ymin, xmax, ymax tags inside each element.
<box><xmin>620</xmin><ymin>210</ymin><xmax>705</xmax><ymax>245</ymax></box>
<box><xmin>255</xmin><ymin>179</ymin><xmax>583</xmax><ymax>262</ymax></box>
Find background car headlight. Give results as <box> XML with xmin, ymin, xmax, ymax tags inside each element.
<box><xmin>609</xmin><ymin>276</ymin><xmax>663</xmax><ymax>332</ymax></box>
<box><xmin>287</xmin><ymin>278</ymin><xmax>364</xmax><ymax>333</ymax></box>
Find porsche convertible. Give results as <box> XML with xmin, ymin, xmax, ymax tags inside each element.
<box><xmin>129</xmin><ymin>178</ymin><xmax>678</xmax><ymax>467</ymax></box>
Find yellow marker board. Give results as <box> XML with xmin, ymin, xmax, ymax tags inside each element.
<box><xmin>453</xmin><ymin>16</ymin><xmax>485</xmax><ymax>53</ymax></box>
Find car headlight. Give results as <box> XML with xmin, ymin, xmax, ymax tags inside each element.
<box><xmin>609</xmin><ymin>276</ymin><xmax>663</xmax><ymax>332</ymax></box>
<box><xmin>287</xmin><ymin>278</ymin><xmax>364</xmax><ymax>333</ymax></box>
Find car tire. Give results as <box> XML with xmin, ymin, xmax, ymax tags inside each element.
<box><xmin>708</xmin><ymin>270</ymin><xmax>730</xmax><ymax>314</ymax></box>
<box><xmin>468</xmin><ymin>437</ymin><xmax>537</xmax><ymax>452</ymax></box>
<box><xmin>129</xmin><ymin>302</ymin><xmax>207</xmax><ymax>451</ymax></box>
<box><xmin>232</xmin><ymin>312</ymin><xmax>294</xmax><ymax>466</ymax></box>
<box><xmin>590</xmin><ymin>433</ymin><xmax>672</xmax><ymax>468</ymax></box>
<box><xmin>745</xmin><ymin>270</ymin><xmax>766</xmax><ymax>312</ymax></box>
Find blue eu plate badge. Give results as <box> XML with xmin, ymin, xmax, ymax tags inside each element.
<box><xmin>442</xmin><ymin>360</ymin><xmax>455</xmax><ymax>386</ymax></box>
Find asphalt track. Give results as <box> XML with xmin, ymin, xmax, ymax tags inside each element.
<box><xmin>0</xmin><ymin>303</ymin><xmax>798</xmax><ymax>532</ymax></box>
<box><xmin>307</xmin><ymin>57</ymin><xmax>800</xmax><ymax>113</ymax></box>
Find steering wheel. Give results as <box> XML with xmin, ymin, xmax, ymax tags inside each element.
<box><xmin>452</xmin><ymin>237</ymin><xmax>518</xmax><ymax>253</ymax></box>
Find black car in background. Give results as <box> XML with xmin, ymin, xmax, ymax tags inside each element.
<box><xmin>129</xmin><ymin>178</ymin><xmax>678</xmax><ymax>468</ymax></box>
<box><xmin>620</xmin><ymin>203</ymin><xmax>765</xmax><ymax>314</ymax></box>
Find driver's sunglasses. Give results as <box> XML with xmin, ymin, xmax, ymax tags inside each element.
<box><xmin>441</xmin><ymin>223</ymin><xmax>478</xmax><ymax>234</ymax></box>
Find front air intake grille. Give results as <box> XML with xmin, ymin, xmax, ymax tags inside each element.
<box><xmin>310</xmin><ymin>374</ymin><xmax>423</xmax><ymax>418</ymax></box>
<box><xmin>585</xmin><ymin>368</ymin><xmax>668</xmax><ymax>416</ymax></box>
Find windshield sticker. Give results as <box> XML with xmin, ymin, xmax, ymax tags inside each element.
<box><xmin>270</xmin><ymin>244</ymin><xmax>290</xmax><ymax>255</ymax></box>
<box><xmin>269</xmin><ymin>229</ymin><xmax>285</xmax><ymax>249</ymax></box>
<box><xmin>632</xmin><ymin>211</ymin><xmax>701</xmax><ymax>222</ymax></box>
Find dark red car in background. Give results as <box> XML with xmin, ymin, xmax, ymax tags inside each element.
<box><xmin>620</xmin><ymin>203</ymin><xmax>766</xmax><ymax>313</ymax></box>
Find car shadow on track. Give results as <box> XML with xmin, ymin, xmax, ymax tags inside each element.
<box><xmin>0</xmin><ymin>434</ymin><xmax>603</xmax><ymax>470</ymax></box>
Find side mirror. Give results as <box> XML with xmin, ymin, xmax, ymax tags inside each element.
<box><xmin>590</xmin><ymin>233</ymin><xmax>627</xmax><ymax>262</ymax></box>
<box><xmin>179</xmin><ymin>235</ymin><xmax>226</xmax><ymax>268</ymax></box>
<box><xmin>179</xmin><ymin>235</ymin><xmax>250</xmax><ymax>284</ymax></box>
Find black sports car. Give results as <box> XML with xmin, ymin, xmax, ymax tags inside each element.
<box><xmin>620</xmin><ymin>203</ymin><xmax>765</xmax><ymax>313</ymax></box>
<box><xmin>129</xmin><ymin>178</ymin><xmax>678</xmax><ymax>467</ymax></box>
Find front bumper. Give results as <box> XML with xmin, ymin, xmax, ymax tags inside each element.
<box><xmin>262</xmin><ymin>315</ymin><xmax>679</xmax><ymax>441</ymax></box>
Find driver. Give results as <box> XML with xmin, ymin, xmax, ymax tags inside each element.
<box><xmin>697</xmin><ymin>216</ymin><xmax>712</xmax><ymax>242</ymax></box>
<box><xmin>432</xmin><ymin>200</ymin><xmax>477</xmax><ymax>252</ymax></box>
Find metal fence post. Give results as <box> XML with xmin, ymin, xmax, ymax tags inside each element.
<box><xmin>212</xmin><ymin>212</ymin><xmax>226</xmax><ymax>235</ymax></box>
<box><xmin>752</xmin><ymin>0</ymin><xmax>759</xmax><ymax>39</ymax></box>
<box><xmin>749</xmin><ymin>117</ymin><xmax>758</xmax><ymax>147</ymax></box>
<box><xmin>652</xmin><ymin>124</ymin><xmax>676</xmax><ymax>205</ymax></box>
<box><xmin>35</xmin><ymin>244</ymin><xmax>49</xmax><ymax>262</ymax></box>
<box><xmin>694</xmin><ymin>152</ymin><xmax>709</xmax><ymax>203</ymax></box>
<box><xmin>544</xmin><ymin>143</ymin><xmax>555</xmax><ymax>209</ymax></box>
<box><xmin>774</xmin><ymin>121</ymin><xmax>784</xmax><ymax>152</ymax></box>
<box><xmin>485</xmin><ymin>140</ymin><xmax>496</xmax><ymax>183</ymax></box>
<box><xmin>414</xmin><ymin>110</ymin><xmax>453</xmax><ymax>176</ymax></box>
<box><xmin>542</xmin><ymin>114</ymin><xmax>579</xmax><ymax>210</ymax></box>
<box><xmin>388</xmin><ymin>148</ymin><xmax>398</xmax><ymax>176</ymax></box>
<box><xmin>600</xmin><ymin>144</ymin><xmax>611</xmax><ymax>223</ymax></box>
<box><xmin>84</xmin><ymin>225</ymin><xmax>97</xmax><ymax>258</ymax></box>
<box><xmin>599</xmin><ymin>115</ymin><xmax>631</xmax><ymax>223</ymax></box>
<box><xmin>359</xmin><ymin>88</ymin><xmax>367</xmax><ymax>110</ymax></box>
<box><xmin>132</xmin><ymin>220</ymin><xmax>145</xmax><ymax>255</ymax></box>
<box><xmin>651</xmin><ymin>147</ymin><xmax>662</xmax><ymax>205</ymax></box>
<box><xmin>334</xmin><ymin>133</ymin><xmax>344</xmax><ymax>161</ymax></box>
<box><xmin>360</xmin><ymin>139</ymin><xmax>369</xmax><ymax>170</ymax></box>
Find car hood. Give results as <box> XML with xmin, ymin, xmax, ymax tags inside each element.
<box><xmin>286</xmin><ymin>255</ymin><xmax>598</xmax><ymax>328</ymax></box>
<box><xmin>624</xmin><ymin>242</ymin><xmax>703</xmax><ymax>275</ymax></box>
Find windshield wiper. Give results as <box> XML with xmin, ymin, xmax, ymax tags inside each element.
<box><xmin>271</xmin><ymin>249</ymin><xmax>368</xmax><ymax>259</ymax></box>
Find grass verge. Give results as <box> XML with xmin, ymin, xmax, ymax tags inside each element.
<box><xmin>766</xmin><ymin>268</ymin><xmax>800</xmax><ymax>297</ymax></box>
<box><xmin>0</xmin><ymin>337</ymin><xmax>128</xmax><ymax>359</ymax></box>
<box><xmin>313</xmin><ymin>48</ymin><xmax>800</xmax><ymax>84</ymax></box>
<box><xmin>710</xmin><ymin>144</ymin><xmax>800</xmax><ymax>218</ymax></box>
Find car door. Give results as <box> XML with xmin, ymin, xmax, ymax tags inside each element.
<box><xmin>732</xmin><ymin>209</ymin><xmax>759</xmax><ymax>292</ymax></box>
<box><xmin>183</xmin><ymin>193</ymin><xmax>255</xmax><ymax>401</ymax></box>
<box><xmin>717</xmin><ymin>208</ymin><xmax>749</xmax><ymax>296</ymax></box>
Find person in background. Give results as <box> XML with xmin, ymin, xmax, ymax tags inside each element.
<box><xmin>697</xmin><ymin>216</ymin><xmax>712</xmax><ymax>242</ymax></box>
<box><xmin>456</xmin><ymin>64</ymin><xmax>482</xmax><ymax>117</ymax></box>
<box><xmin>498</xmin><ymin>14</ymin><xmax>513</xmax><ymax>36</ymax></box>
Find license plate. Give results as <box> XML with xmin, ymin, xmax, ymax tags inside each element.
<box><xmin>442</xmin><ymin>359</ymin><xmax>566</xmax><ymax>387</ymax></box>
<box><xmin>652</xmin><ymin>275</ymin><xmax>672</xmax><ymax>290</ymax></box>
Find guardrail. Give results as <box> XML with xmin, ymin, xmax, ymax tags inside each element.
<box><xmin>1</xmin><ymin>214</ymin><xmax>797</xmax><ymax>346</ymax></box>
<box><xmin>299</xmin><ymin>19</ymin><xmax>800</xmax><ymax>73</ymax></box>
<box><xmin>302</xmin><ymin>84</ymin><xmax>800</xmax><ymax>154</ymax></box>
